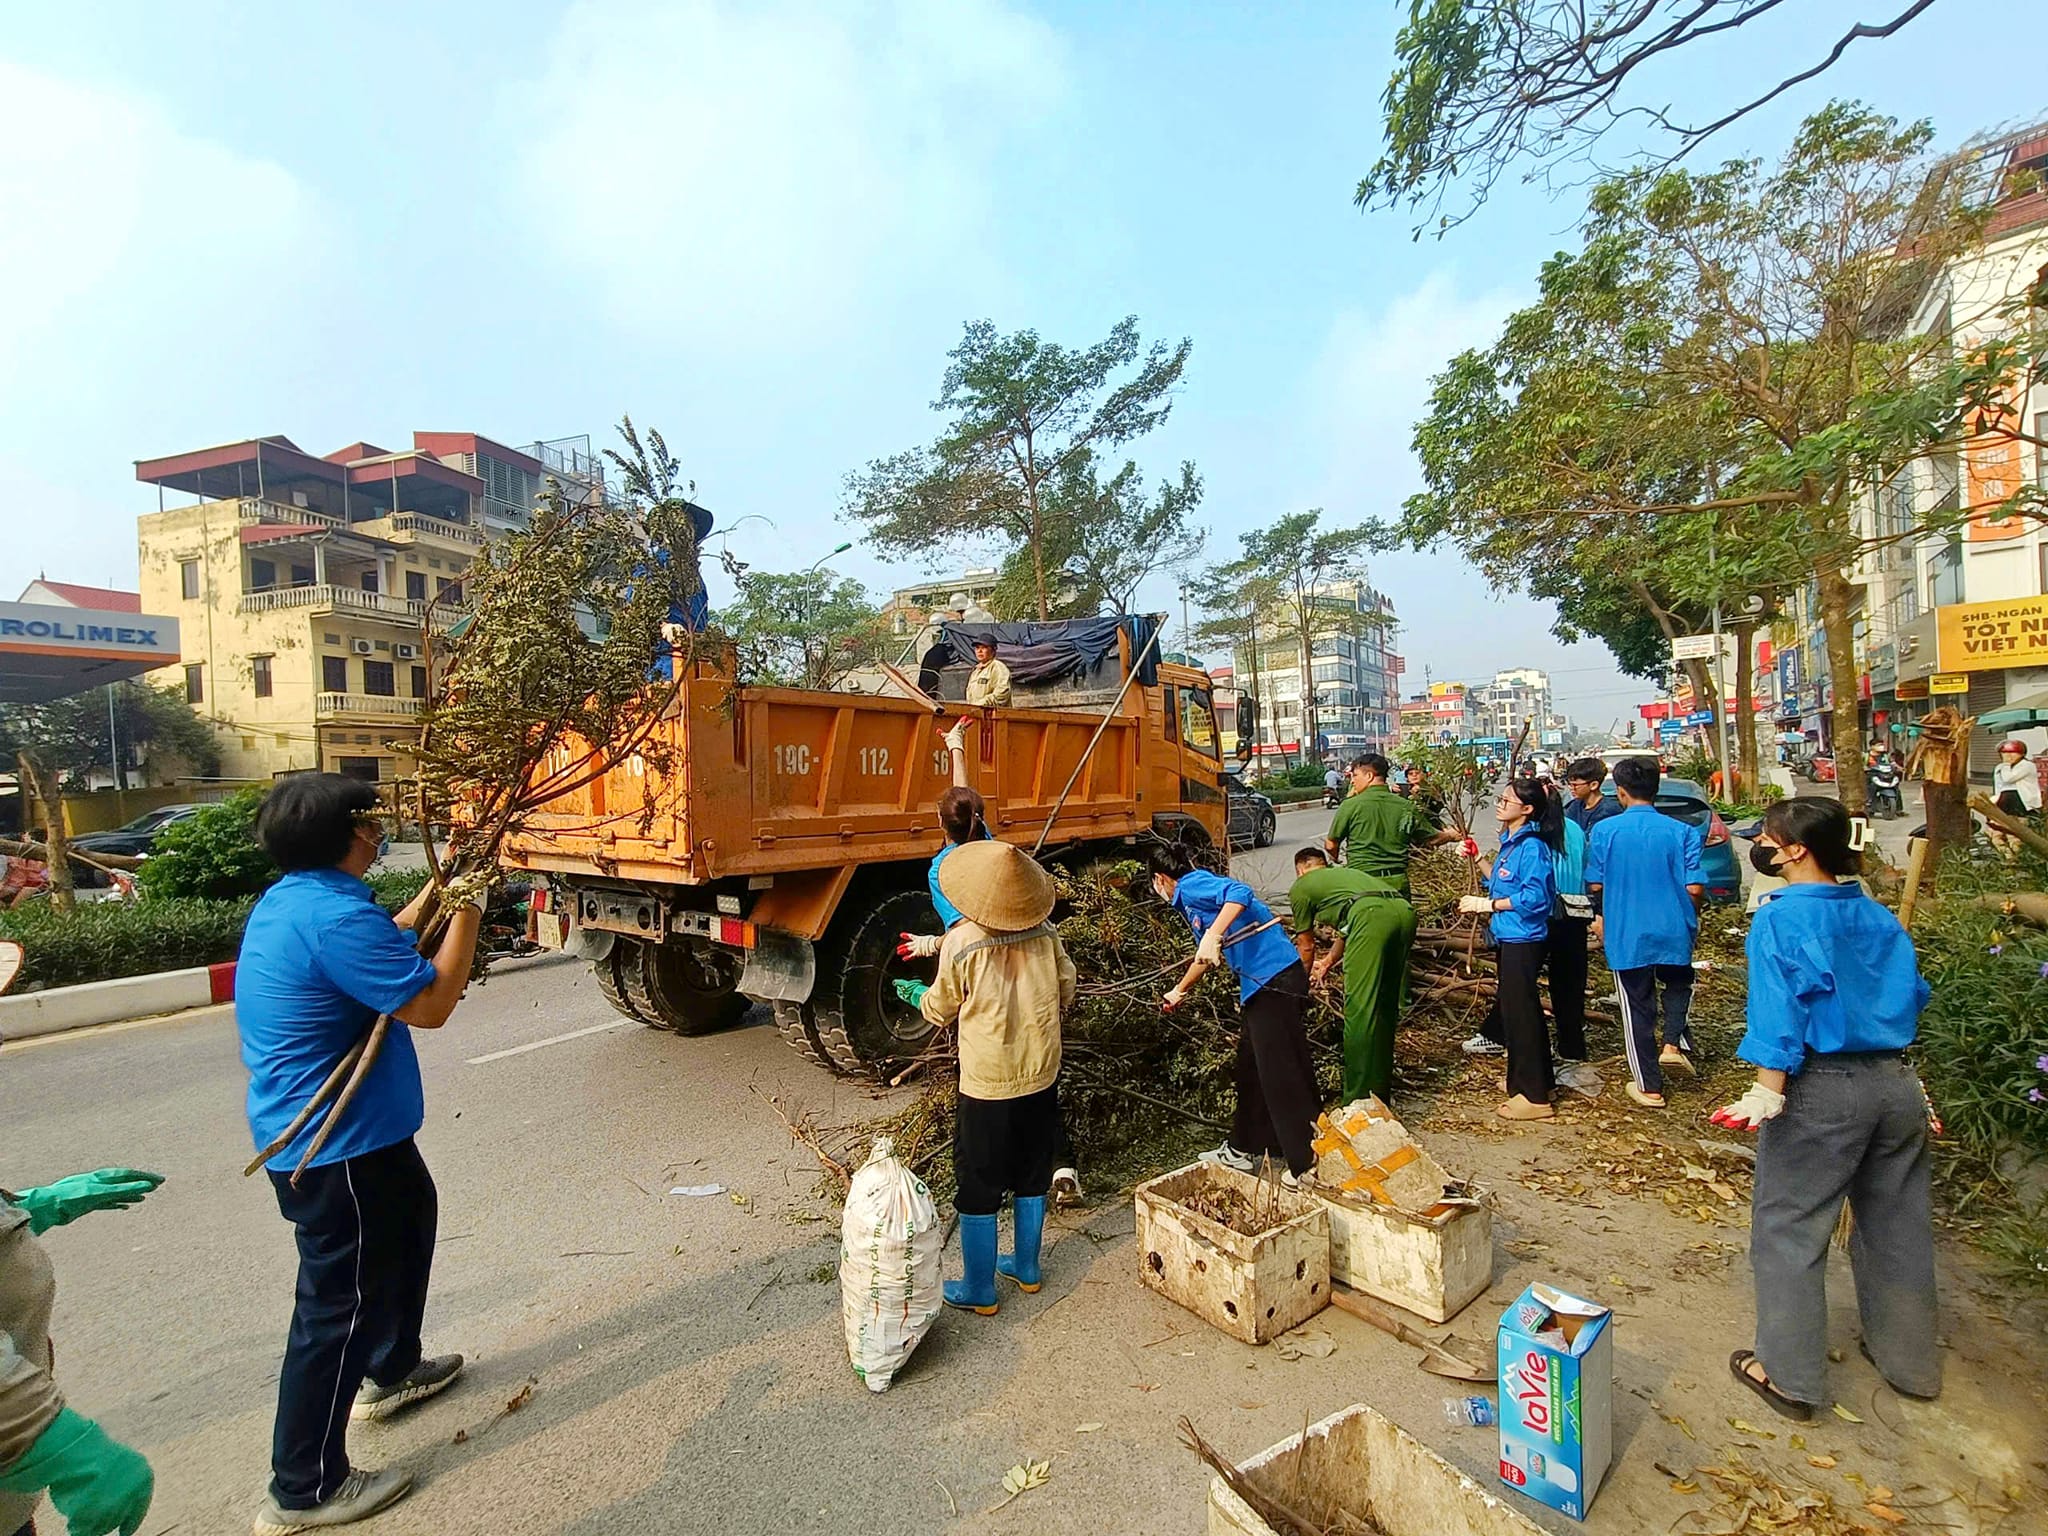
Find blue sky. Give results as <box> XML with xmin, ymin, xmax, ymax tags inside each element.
<box><xmin>3</xmin><ymin>1</ymin><xmax>2034</xmax><ymax>727</ymax></box>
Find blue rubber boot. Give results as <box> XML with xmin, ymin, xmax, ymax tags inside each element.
<box><xmin>944</xmin><ymin>1213</ymin><xmax>1000</xmax><ymax>1314</ymax></box>
<box><xmin>997</xmin><ymin>1196</ymin><xmax>1045</xmax><ymax>1292</ymax></box>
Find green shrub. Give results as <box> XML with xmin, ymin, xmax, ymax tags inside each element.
<box><xmin>1280</xmin><ymin>762</ymin><xmax>1329</xmax><ymax>789</ymax></box>
<box><xmin>136</xmin><ymin>789</ymin><xmax>278</xmax><ymax>901</ymax></box>
<box><xmin>366</xmin><ymin>868</ymin><xmax>430</xmax><ymax>910</ymax></box>
<box><xmin>0</xmin><ymin>895</ymin><xmax>255</xmax><ymax>991</ymax></box>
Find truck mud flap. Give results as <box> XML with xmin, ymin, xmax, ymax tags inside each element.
<box><xmin>739</xmin><ymin>928</ymin><xmax>815</xmax><ymax>1003</ymax></box>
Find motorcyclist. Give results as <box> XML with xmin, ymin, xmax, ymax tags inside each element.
<box><xmin>1868</xmin><ymin>751</ymin><xmax>1902</xmax><ymax>819</ymax></box>
<box><xmin>1322</xmin><ymin>762</ymin><xmax>1343</xmax><ymax>809</ymax></box>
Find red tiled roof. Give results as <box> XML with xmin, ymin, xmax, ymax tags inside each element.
<box><xmin>25</xmin><ymin>581</ymin><xmax>141</xmax><ymax>612</ymax></box>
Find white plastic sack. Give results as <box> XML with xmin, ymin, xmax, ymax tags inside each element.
<box><xmin>840</xmin><ymin>1135</ymin><xmax>944</xmax><ymax>1393</ymax></box>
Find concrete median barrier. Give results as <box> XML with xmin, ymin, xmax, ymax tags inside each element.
<box><xmin>0</xmin><ymin>962</ymin><xmax>235</xmax><ymax>1039</ymax></box>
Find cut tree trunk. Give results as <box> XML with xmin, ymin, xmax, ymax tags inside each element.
<box><xmin>17</xmin><ymin>752</ymin><xmax>74</xmax><ymax>912</ymax></box>
<box><xmin>1733</xmin><ymin>619</ymin><xmax>1759</xmax><ymax>793</ymax></box>
<box><xmin>1815</xmin><ymin>560</ymin><xmax>1866</xmax><ymax>815</ymax></box>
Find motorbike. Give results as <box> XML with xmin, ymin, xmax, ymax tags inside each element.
<box><xmin>1322</xmin><ymin>783</ymin><xmax>1342</xmax><ymax>809</ymax></box>
<box><xmin>1867</xmin><ymin>765</ymin><xmax>1904</xmax><ymax>819</ymax></box>
<box><xmin>483</xmin><ymin>878</ymin><xmax>542</xmax><ymax>961</ymax></box>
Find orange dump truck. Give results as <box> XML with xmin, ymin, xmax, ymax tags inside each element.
<box><xmin>501</xmin><ymin>617</ymin><xmax>1228</xmax><ymax>1076</ymax></box>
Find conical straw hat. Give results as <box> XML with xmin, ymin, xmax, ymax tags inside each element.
<box><xmin>936</xmin><ymin>840</ymin><xmax>1055</xmax><ymax>932</ymax></box>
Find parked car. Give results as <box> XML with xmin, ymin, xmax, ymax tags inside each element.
<box><xmin>1601</xmin><ymin>776</ymin><xmax>1742</xmax><ymax>905</ymax></box>
<box><xmin>1222</xmin><ymin>770</ymin><xmax>1277</xmax><ymax>849</ymax></box>
<box><xmin>69</xmin><ymin>803</ymin><xmax>205</xmax><ymax>858</ymax></box>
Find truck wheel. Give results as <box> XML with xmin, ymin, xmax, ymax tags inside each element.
<box><xmin>593</xmin><ymin>941</ymin><xmax>652</xmax><ymax>1023</ymax></box>
<box><xmin>811</xmin><ymin>886</ymin><xmax>943</xmax><ymax>1073</ymax></box>
<box><xmin>624</xmin><ymin>939</ymin><xmax>750</xmax><ymax>1036</ymax></box>
<box><xmin>771</xmin><ymin>1000</ymin><xmax>848</xmax><ymax>1076</ymax></box>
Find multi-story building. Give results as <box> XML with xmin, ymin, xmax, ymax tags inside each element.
<box><xmin>879</xmin><ymin>569</ymin><xmax>1002</xmax><ymax>639</ymax></box>
<box><xmin>1231</xmin><ymin>580</ymin><xmax>1401</xmax><ymax>758</ymax></box>
<box><xmin>1799</xmin><ymin>127</ymin><xmax>2048</xmax><ymax>775</ymax></box>
<box><xmin>134</xmin><ymin>431</ymin><xmax>603</xmax><ymax>783</ymax></box>
<box><xmin>1472</xmin><ymin>667</ymin><xmax>1554</xmax><ymax>743</ymax></box>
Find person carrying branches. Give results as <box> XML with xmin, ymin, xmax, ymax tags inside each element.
<box><xmin>235</xmin><ymin>775</ymin><xmax>484</xmax><ymax>1533</ymax></box>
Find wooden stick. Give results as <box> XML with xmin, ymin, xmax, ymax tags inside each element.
<box><xmin>292</xmin><ymin>1014</ymin><xmax>390</xmax><ymax>1183</ymax></box>
<box><xmin>242</xmin><ymin>1038</ymin><xmax>367</xmax><ymax>1175</ymax></box>
<box><xmin>1897</xmin><ymin>836</ymin><xmax>1929</xmax><ymax>931</ymax></box>
<box><xmin>1326</xmin><ymin>1285</ymin><xmax>1495</xmax><ymax>1381</ymax></box>
<box><xmin>1969</xmin><ymin>793</ymin><xmax>2048</xmax><ymax>860</ymax></box>
<box><xmin>1176</xmin><ymin>1417</ymin><xmax>1328</xmax><ymax>1536</ymax></box>
<box><xmin>878</xmin><ymin>659</ymin><xmax>945</xmax><ymax>715</ymax></box>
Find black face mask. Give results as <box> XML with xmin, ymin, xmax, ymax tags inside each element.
<box><xmin>1749</xmin><ymin>844</ymin><xmax>1783</xmax><ymax>875</ymax></box>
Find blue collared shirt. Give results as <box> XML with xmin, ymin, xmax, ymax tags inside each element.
<box><xmin>236</xmin><ymin>868</ymin><xmax>439</xmax><ymax>1171</ymax></box>
<box><xmin>1551</xmin><ymin>816</ymin><xmax>1588</xmax><ymax>901</ymax></box>
<box><xmin>1171</xmin><ymin>868</ymin><xmax>1299</xmax><ymax>1004</ymax></box>
<box><xmin>1585</xmin><ymin>802</ymin><xmax>1703</xmax><ymax>968</ymax></box>
<box><xmin>929</xmin><ymin>826</ymin><xmax>993</xmax><ymax>929</ymax></box>
<box><xmin>1487</xmin><ymin>826</ymin><xmax>1555</xmax><ymax>944</ymax></box>
<box><xmin>1737</xmin><ymin>883</ymin><xmax>1928</xmax><ymax>1072</ymax></box>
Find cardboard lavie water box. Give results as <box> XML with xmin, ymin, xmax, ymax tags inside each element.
<box><xmin>1496</xmin><ymin>1283</ymin><xmax>1612</xmax><ymax>1521</ymax></box>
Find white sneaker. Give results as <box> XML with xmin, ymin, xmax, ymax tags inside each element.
<box><xmin>1050</xmin><ymin>1166</ymin><xmax>1082</xmax><ymax>1206</ymax></box>
<box><xmin>1281</xmin><ymin>1168</ymin><xmax>1318</xmax><ymax>1191</ymax></box>
<box><xmin>1461</xmin><ymin>1033</ymin><xmax>1506</xmax><ymax>1057</ymax></box>
<box><xmin>253</xmin><ymin>1466</ymin><xmax>413</xmax><ymax>1533</ymax></box>
<box><xmin>1199</xmin><ymin>1143</ymin><xmax>1257</xmax><ymax>1173</ymax></box>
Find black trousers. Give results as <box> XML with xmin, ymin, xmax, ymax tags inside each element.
<box><xmin>1230</xmin><ymin>963</ymin><xmax>1320</xmax><ymax>1177</ymax></box>
<box><xmin>954</xmin><ymin>1086</ymin><xmax>1062</xmax><ymax>1215</ymax></box>
<box><xmin>268</xmin><ymin>1137</ymin><xmax>437</xmax><ymax>1509</ymax></box>
<box><xmin>1615</xmin><ymin>963</ymin><xmax>1694</xmax><ymax>1093</ymax></box>
<box><xmin>1494</xmin><ymin>940</ymin><xmax>1553</xmax><ymax>1104</ymax></box>
<box><xmin>1543</xmin><ymin>915</ymin><xmax>1590</xmax><ymax>1061</ymax></box>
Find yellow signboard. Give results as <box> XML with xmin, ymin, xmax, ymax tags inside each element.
<box><xmin>1934</xmin><ymin>594</ymin><xmax>2048</xmax><ymax>672</ymax></box>
<box><xmin>1928</xmin><ymin>673</ymin><xmax>1969</xmax><ymax>694</ymax></box>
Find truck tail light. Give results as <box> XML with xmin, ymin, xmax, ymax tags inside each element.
<box><xmin>531</xmin><ymin>885</ymin><xmax>553</xmax><ymax>914</ymax></box>
<box><xmin>718</xmin><ymin>917</ymin><xmax>757</xmax><ymax>949</ymax></box>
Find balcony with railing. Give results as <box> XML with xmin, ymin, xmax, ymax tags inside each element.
<box><xmin>234</xmin><ymin>497</ymin><xmax>346</xmax><ymax>530</ymax></box>
<box><xmin>350</xmin><ymin>512</ymin><xmax>485</xmax><ymax>548</ymax></box>
<box><xmin>239</xmin><ymin>584</ymin><xmax>429</xmax><ymax>623</ymax></box>
<box><xmin>317</xmin><ymin>693</ymin><xmax>424</xmax><ymax>720</ymax></box>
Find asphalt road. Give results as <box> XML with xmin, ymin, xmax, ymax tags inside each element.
<box><xmin>4</xmin><ymin>944</ymin><xmax>1494</xmax><ymax>1536</ymax></box>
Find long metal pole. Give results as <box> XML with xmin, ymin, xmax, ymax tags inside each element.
<box><xmin>1710</xmin><ymin>519</ymin><xmax>1732</xmax><ymax>791</ymax></box>
<box><xmin>1031</xmin><ymin>622</ymin><xmax>1166</xmax><ymax>855</ymax></box>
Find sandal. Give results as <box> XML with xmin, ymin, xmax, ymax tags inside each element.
<box><xmin>1729</xmin><ymin>1350</ymin><xmax>1813</xmax><ymax>1421</ymax></box>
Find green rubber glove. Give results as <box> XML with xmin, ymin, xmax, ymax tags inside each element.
<box><xmin>0</xmin><ymin>1407</ymin><xmax>154</xmax><ymax>1536</ymax></box>
<box><xmin>891</xmin><ymin>979</ymin><xmax>929</xmax><ymax>1008</ymax></box>
<box><xmin>12</xmin><ymin>1169</ymin><xmax>164</xmax><ymax>1235</ymax></box>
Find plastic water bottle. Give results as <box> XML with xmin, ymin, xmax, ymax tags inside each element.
<box><xmin>1442</xmin><ymin>1395</ymin><xmax>1495</xmax><ymax>1427</ymax></box>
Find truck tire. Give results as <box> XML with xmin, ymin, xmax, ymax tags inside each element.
<box><xmin>809</xmin><ymin>885</ymin><xmax>943</xmax><ymax>1074</ymax></box>
<box><xmin>593</xmin><ymin>941</ymin><xmax>652</xmax><ymax>1023</ymax></box>
<box><xmin>771</xmin><ymin>1000</ymin><xmax>847</xmax><ymax>1076</ymax></box>
<box><xmin>1255</xmin><ymin>809</ymin><xmax>1276</xmax><ymax>848</ymax></box>
<box><xmin>624</xmin><ymin>938</ymin><xmax>750</xmax><ymax>1036</ymax></box>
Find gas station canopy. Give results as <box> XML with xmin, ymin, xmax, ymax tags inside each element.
<box><xmin>0</xmin><ymin>600</ymin><xmax>183</xmax><ymax>704</ymax></box>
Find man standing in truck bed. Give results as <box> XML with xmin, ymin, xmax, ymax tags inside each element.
<box><xmin>966</xmin><ymin>638</ymin><xmax>1012</xmax><ymax>707</ymax></box>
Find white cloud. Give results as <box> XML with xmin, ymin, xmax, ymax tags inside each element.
<box><xmin>0</xmin><ymin>58</ymin><xmax>323</xmax><ymax>585</ymax></box>
<box><xmin>515</xmin><ymin>0</ymin><xmax>1067</xmax><ymax>346</ymax></box>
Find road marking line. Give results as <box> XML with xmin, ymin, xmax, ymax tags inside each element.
<box><xmin>0</xmin><ymin>1003</ymin><xmax>232</xmax><ymax>1052</ymax></box>
<box><xmin>466</xmin><ymin>1019</ymin><xmax>631</xmax><ymax>1065</ymax></box>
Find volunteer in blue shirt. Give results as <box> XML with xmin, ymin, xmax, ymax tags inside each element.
<box><xmin>236</xmin><ymin>774</ymin><xmax>483</xmax><ymax>1534</ymax></box>
<box><xmin>1561</xmin><ymin>757</ymin><xmax>1621</xmax><ymax>835</ymax></box>
<box><xmin>1458</xmin><ymin>780</ymin><xmax>1559</xmax><ymax>1120</ymax></box>
<box><xmin>1152</xmin><ymin>845</ymin><xmax>1321</xmax><ymax>1183</ymax></box>
<box><xmin>1585</xmin><ymin>756</ymin><xmax>1704</xmax><ymax>1109</ymax></box>
<box><xmin>1711</xmin><ymin>799</ymin><xmax>1939</xmax><ymax>1420</ymax></box>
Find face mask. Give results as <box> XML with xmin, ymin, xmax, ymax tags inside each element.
<box><xmin>1749</xmin><ymin>843</ymin><xmax>1783</xmax><ymax>875</ymax></box>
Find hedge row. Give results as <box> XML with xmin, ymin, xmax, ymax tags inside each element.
<box><xmin>1</xmin><ymin>868</ymin><xmax>433</xmax><ymax>993</ymax></box>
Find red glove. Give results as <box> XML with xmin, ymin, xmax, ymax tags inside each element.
<box><xmin>896</xmin><ymin>931</ymin><xmax>941</xmax><ymax>960</ymax></box>
<box><xmin>1459</xmin><ymin>837</ymin><xmax>1480</xmax><ymax>859</ymax></box>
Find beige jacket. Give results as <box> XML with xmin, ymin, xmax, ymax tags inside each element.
<box><xmin>965</xmin><ymin>659</ymin><xmax>1013</xmax><ymax>707</ymax></box>
<box><xmin>919</xmin><ymin>919</ymin><xmax>1075</xmax><ymax>1101</ymax></box>
<box><xmin>0</xmin><ymin>1202</ymin><xmax>60</xmax><ymax>1528</ymax></box>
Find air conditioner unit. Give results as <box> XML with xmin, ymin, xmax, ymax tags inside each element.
<box><xmin>291</xmin><ymin>490</ymin><xmax>310</xmax><ymax>509</ymax></box>
<box><xmin>394</xmin><ymin>643</ymin><xmax>418</xmax><ymax>660</ymax></box>
<box><xmin>351</xmin><ymin>639</ymin><xmax>374</xmax><ymax>655</ymax></box>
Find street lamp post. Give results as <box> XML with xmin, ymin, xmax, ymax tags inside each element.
<box><xmin>808</xmin><ymin>540</ymin><xmax>854</xmax><ymax>573</ymax></box>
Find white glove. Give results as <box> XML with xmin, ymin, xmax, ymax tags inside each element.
<box><xmin>439</xmin><ymin>869</ymin><xmax>492</xmax><ymax>915</ymax></box>
<box><xmin>1710</xmin><ymin>1082</ymin><xmax>1787</xmax><ymax>1131</ymax></box>
<box><xmin>895</xmin><ymin>931</ymin><xmax>941</xmax><ymax>959</ymax></box>
<box><xmin>1457</xmin><ymin>895</ymin><xmax>1493</xmax><ymax>916</ymax></box>
<box><xmin>942</xmin><ymin>720</ymin><xmax>969</xmax><ymax>754</ymax></box>
<box><xmin>1161</xmin><ymin>987</ymin><xmax>1185</xmax><ymax>1012</ymax></box>
<box><xmin>1195</xmin><ymin>932</ymin><xmax>1224</xmax><ymax>967</ymax></box>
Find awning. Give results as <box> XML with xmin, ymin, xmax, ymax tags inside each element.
<box><xmin>1979</xmin><ymin>688</ymin><xmax>2048</xmax><ymax>730</ymax></box>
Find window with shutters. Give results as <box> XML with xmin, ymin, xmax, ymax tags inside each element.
<box><xmin>184</xmin><ymin>664</ymin><xmax>204</xmax><ymax>703</ymax></box>
<box><xmin>252</xmin><ymin>655</ymin><xmax>273</xmax><ymax>698</ymax></box>
<box><xmin>363</xmin><ymin>660</ymin><xmax>396</xmax><ymax>696</ymax></box>
<box><xmin>179</xmin><ymin>560</ymin><xmax>200</xmax><ymax>600</ymax></box>
<box><xmin>322</xmin><ymin>654</ymin><xmax>348</xmax><ymax>692</ymax></box>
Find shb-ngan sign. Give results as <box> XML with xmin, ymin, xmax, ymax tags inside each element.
<box><xmin>1935</xmin><ymin>594</ymin><xmax>2048</xmax><ymax>672</ymax></box>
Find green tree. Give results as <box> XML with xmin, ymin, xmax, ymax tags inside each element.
<box><xmin>135</xmin><ymin>788</ymin><xmax>277</xmax><ymax>902</ymax></box>
<box><xmin>845</xmin><ymin>317</ymin><xmax>1194</xmax><ymax>620</ymax></box>
<box><xmin>101</xmin><ymin>680</ymin><xmax>224</xmax><ymax>788</ymax></box>
<box><xmin>1191</xmin><ymin>561</ymin><xmax>1284</xmax><ymax>764</ymax></box>
<box><xmin>1360</xmin><ymin>0</ymin><xmax>1941</xmax><ymax>233</ymax></box>
<box><xmin>1241</xmin><ymin>512</ymin><xmax>1377</xmax><ymax>762</ymax></box>
<box><xmin>987</xmin><ymin>452</ymin><xmax>1206</xmax><ymax>619</ymax></box>
<box><xmin>1391</xmin><ymin>103</ymin><xmax>2027</xmax><ymax>813</ymax></box>
<box><xmin>0</xmin><ymin>701</ymin><xmax>104</xmax><ymax>909</ymax></box>
<box><xmin>717</xmin><ymin>569</ymin><xmax>890</xmax><ymax>690</ymax></box>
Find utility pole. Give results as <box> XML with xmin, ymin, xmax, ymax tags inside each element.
<box><xmin>1178</xmin><ymin>581</ymin><xmax>1192</xmax><ymax>657</ymax></box>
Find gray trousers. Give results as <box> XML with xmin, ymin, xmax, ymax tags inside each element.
<box><xmin>1752</xmin><ymin>1054</ymin><xmax>1941</xmax><ymax>1404</ymax></box>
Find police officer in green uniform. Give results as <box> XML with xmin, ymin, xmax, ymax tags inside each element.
<box><xmin>1288</xmin><ymin>848</ymin><xmax>1418</xmax><ymax>1104</ymax></box>
<box><xmin>1324</xmin><ymin>754</ymin><xmax>1473</xmax><ymax>886</ymax></box>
